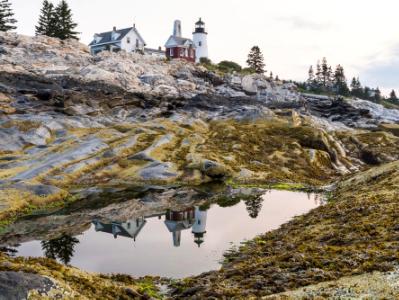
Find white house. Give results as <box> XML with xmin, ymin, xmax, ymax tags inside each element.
<box><xmin>89</xmin><ymin>25</ymin><xmax>147</xmax><ymax>55</ymax></box>
<box><xmin>93</xmin><ymin>217</ymin><xmax>147</xmax><ymax>241</ymax></box>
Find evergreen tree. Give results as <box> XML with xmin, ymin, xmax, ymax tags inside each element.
<box><xmin>333</xmin><ymin>65</ymin><xmax>350</xmax><ymax>96</ymax></box>
<box><xmin>41</xmin><ymin>234</ymin><xmax>79</xmax><ymax>265</ymax></box>
<box><xmin>246</xmin><ymin>46</ymin><xmax>265</xmax><ymax>74</ymax></box>
<box><xmin>35</xmin><ymin>0</ymin><xmax>56</xmax><ymax>37</ymax></box>
<box><xmin>53</xmin><ymin>0</ymin><xmax>78</xmax><ymax>40</ymax></box>
<box><xmin>363</xmin><ymin>86</ymin><xmax>371</xmax><ymax>100</ymax></box>
<box><xmin>315</xmin><ymin>61</ymin><xmax>322</xmax><ymax>87</ymax></box>
<box><xmin>350</xmin><ymin>77</ymin><xmax>364</xmax><ymax>98</ymax></box>
<box><xmin>269</xmin><ymin>71</ymin><xmax>273</xmax><ymax>80</ymax></box>
<box><xmin>275</xmin><ymin>75</ymin><xmax>279</xmax><ymax>81</ymax></box>
<box><xmin>389</xmin><ymin>89</ymin><xmax>398</xmax><ymax>102</ymax></box>
<box><xmin>0</xmin><ymin>0</ymin><xmax>17</xmax><ymax>32</ymax></box>
<box><xmin>244</xmin><ymin>196</ymin><xmax>263</xmax><ymax>219</ymax></box>
<box><xmin>307</xmin><ymin>65</ymin><xmax>315</xmax><ymax>86</ymax></box>
<box><xmin>320</xmin><ymin>57</ymin><xmax>330</xmax><ymax>89</ymax></box>
<box><xmin>374</xmin><ymin>87</ymin><xmax>382</xmax><ymax>103</ymax></box>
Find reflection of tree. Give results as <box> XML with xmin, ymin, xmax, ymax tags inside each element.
<box><xmin>0</xmin><ymin>246</ymin><xmax>19</xmax><ymax>257</ymax></box>
<box><xmin>41</xmin><ymin>234</ymin><xmax>79</xmax><ymax>265</ymax></box>
<box><xmin>244</xmin><ymin>195</ymin><xmax>264</xmax><ymax>219</ymax></box>
<box><xmin>199</xmin><ymin>201</ymin><xmax>211</xmax><ymax>211</ymax></box>
<box><xmin>216</xmin><ymin>196</ymin><xmax>241</xmax><ymax>208</ymax></box>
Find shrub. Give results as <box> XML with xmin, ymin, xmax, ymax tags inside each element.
<box><xmin>199</xmin><ymin>57</ymin><xmax>212</xmax><ymax>65</ymax></box>
<box><xmin>240</xmin><ymin>67</ymin><xmax>256</xmax><ymax>75</ymax></box>
<box><xmin>217</xmin><ymin>60</ymin><xmax>242</xmax><ymax>73</ymax></box>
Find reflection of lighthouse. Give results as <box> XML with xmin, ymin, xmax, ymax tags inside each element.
<box><xmin>192</xmin><ymin>206</ymin><xmax>208</xmax><ymax>247</ymax></box>
<box><xmin>164</xmin><ymin>208</ymin><xmax>195</xmax><ymax>247</ymax></box>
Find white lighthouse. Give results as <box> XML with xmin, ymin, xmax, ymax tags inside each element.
<box><xmin>193</xmin><ymin>18</ymin><xmax>208</xmax><ymax>63</ymax></box>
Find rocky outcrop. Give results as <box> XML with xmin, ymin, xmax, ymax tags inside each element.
<box><xmin>0</xmin><ymin>32</ymin><xmax>398</xmax><ymax>300</ymax></box>
<box><xmin>0</xmin><ymin>271</ymin><xmax>56</xmax><ymax>300</ymax></box>
<box><xmin>0</xmin><ymin>32</ymin><xmax>398</xmax><ymax>216</ymax></box>
<box><xmin>1</xmin><ymin>32</ymin><xmax>397</xmax><ymax>128</ymax></box>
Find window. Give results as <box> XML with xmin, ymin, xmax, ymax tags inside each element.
<box><xmin>170</xmin><ymin>48</ymin><xmax>174</xmax><ymax>56</ymax></box>
<box><xmin>127</xmin><ymin>37</ymin><xmax>130</xmax><ymax>44</ymax></box>
<box><xmin>136</xmin><ymin>39</ymin><xmax>139</xmax><ymax>47</ymax></box>
<box><xmin>199</xmin><ymin>41</ymin><xmax>202</xmax><ymax>47</ymax></box>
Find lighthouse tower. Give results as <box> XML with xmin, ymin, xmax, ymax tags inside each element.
<box><xmin>193</xmin><ymin>18</ymin><xmax>208</xmax><ymax>63</ymax></box>
<box><xmin>192</xmin><ymin>206</ymin><xmax>208</xmax><ymax>247</ymax></box>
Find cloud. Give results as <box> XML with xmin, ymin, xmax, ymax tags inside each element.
<box><xmin>275</xmin><ymin>16</ymin><xmax>332</xmax><ymax>31</ymax></box>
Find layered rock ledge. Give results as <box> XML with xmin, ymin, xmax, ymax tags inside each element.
<box><xmin>0</xmin><ymin>32</ymin><xmax>399</xmax><ymax>299</ymax></box>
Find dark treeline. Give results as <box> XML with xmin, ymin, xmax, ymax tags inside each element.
<box><xmin>36</xmin><ymin>0</ymin><xmax>78</xmax><ymax>40</ymax></box>
<box><xmin>300</xmin><ymin>57</ymin><xmax>398</xmax><ymax>105</ymax></box>
<box><xmin>0</xmin><ymin>0</ymin><xmax>17</xmax><ymax>31</ymax></box>
<box><xmin>0</xmin><ymin>0</ymin><xmax>78</xmax><ymax>40</ymax></box>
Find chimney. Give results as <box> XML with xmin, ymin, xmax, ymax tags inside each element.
<box><xmin>173</xmin><ymin>20</ymin><xmax>182</xmax><ymax>37</ymax></box>
<box><xmin>133</xmin><ymin>23</ymin><xmax>136</xmax><ymax>28</ymax></box>
<box><xmin>113</xmin><ymin>26</ymin><xmax>116</xmax><ymax>32</ymax></box>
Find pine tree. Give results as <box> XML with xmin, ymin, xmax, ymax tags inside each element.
<box><xmin>333</xmin><ymin>65</ymin><xmax>350</xmax><ymax>96</ymax></box>
<box><xmin>315</xmin><ymin>61</ymin><xmax>322</xmax><ymax>88</ymax></box>
<box><xmin>269</xmin><ymin>71</ymin><xmax>273</xmax><ymax>80</ymax></box>
<box><xmin>363</xmin><ymin>86</ymin><xmax>371</xmax><ymax>100</ymax></box>
<box><xmin>389</xmin><ymin>90</ymin><xmax>398</xmax><ymax>102</ymax></box>
<box><xmin>244</xmin><ymin>196</ymin><xmax>263</xmax><ymax>219</ymax></box>
<box><xmin>41</xmin><ymin>234</ymin><xmax>79</xmax><ymax>265</ymax></box>
<box><xmin>307</xmin><ymin>65</ymin><xmax>315</xmax><ymax>85</ymax></box>
<box><xmin>320</xmin><ymin>57</ymin><xmax>330</xmax><ymax>89</ymax></box>
<box><xmin>53</xmin><ymin>0</ymin><xmax>78</xmax><ymax>40</ymax></box>
<box><xmin>374</xmin><ymin>87</ymin><xmax>382</xmax><ymax>103</ymax></box>
<box><xmin>351</xmin><ymin>77</ymin><xmax>364</xmax><ymax>98</ymax></box>
<box><xmin>246</xmin><ymin>46</ymin><xmax>265</xmax><ymax>74</ymax></box>
<box><xmin>0</xmin><ymin>0</ymin><xmax>17</xmax><ymax>32</ymax></box>
<box><xmin>35</xmin><ymin>0</ymin><xmax>56</xmax><ymax>37</ymax></box>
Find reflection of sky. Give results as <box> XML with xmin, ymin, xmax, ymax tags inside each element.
<box><xmin>16</xmin><ymin>190</ymin><xmax>320</xmax><ymax>278</ymax></box>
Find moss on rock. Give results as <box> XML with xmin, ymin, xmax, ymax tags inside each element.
<box><xmin>170</xmin><ymin>161</ymin><xmax>399</xmax><ymax>298</ymax></box>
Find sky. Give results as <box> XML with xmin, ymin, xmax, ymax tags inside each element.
<box><xmin>8</xmin><ymin>0</ymin><xmax>399</xmax><ymax>95</ymax></box>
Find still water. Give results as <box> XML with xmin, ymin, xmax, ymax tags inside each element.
<box><xmin>12</xmin><ymin>190</ymin><xmax>321</xmax><ymax>278</ymax></box>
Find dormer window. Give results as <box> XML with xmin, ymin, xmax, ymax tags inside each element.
<box><xmin>93</xmin><ymin>34</ymin><xmax>102</xmax><ymax>44</ymax></box>
<box><xmin>112</xmin><ymin>32</ymin><xmax>120</xmax><ymax>41</ymax></box>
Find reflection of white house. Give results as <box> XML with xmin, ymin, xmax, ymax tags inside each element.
<box><xmin>93</xmin><ymin>217</ymin><xmax>147</xmax><ymax>242</ymax></box>
<box><xmin>192</xmin><ymin>206</ymin><xmax>208</xmax><ymax>247</ymax></box>
<box><xmin>92</xmin><ymin>206</ymin><xmax>208</xmax><ymax>247</ymax></box>
<box><xmin>89</xmin><ymin>25</ymin><xmax>146</xmax><ymax>55</ymax></box>
<box><xmin>164</xmin><ymin>208</ymin><xmax>196</xmax><ymax>247</ymax></box>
